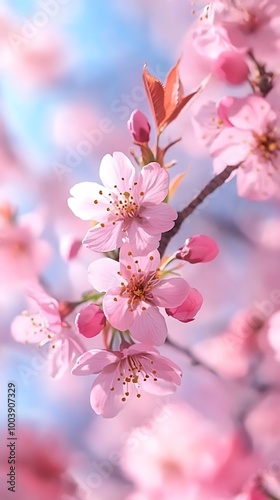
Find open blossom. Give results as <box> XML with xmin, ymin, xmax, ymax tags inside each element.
<box><xmin>88</xmin><ymin>244</ymin><xmax>190</xmax><ymax>345</ymax></box>
<box><xmin>68</xmin><ymin>152</ymin><xmax>177</xmax><ymax>254</ymax></box>
<box><xmin>11</xmin><ymin>285</ymin><xmax>85</xmax><ymax>378</ymax></box>
<box><xmin>72</xmin><ymin>343</ymin><xmax>182</xmax><ymax>418</ymax></box>
<box><xmin>197</xmin><ymin>95</ymin><xmax>280</xmax><ymax>200</ymax></box>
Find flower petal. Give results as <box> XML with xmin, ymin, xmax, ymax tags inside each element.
<box><xmin>226</xmin><ymin>95</ymin><xmax>276</xmax><ymax>132</ymax></box>
<box><xmin>88</xmin><ymin>258</ymin><xmax>121</xmax><ymax>292</ymax></box>
<box><xmin>49</xmin><ymin>337</ymin><xmax>72</xmax><ymax>379</ymax></box>
<box><xmin>119</xmin><ymin>244</ymin><xmax>160</xmax><ymax>279</ymax></box>
<box><xmin>68</xmin><ymin>182</ymin><xmax>111</xmax><ymax>221</ymax></box>
<box><xmin>210</xmin><ymin>128</ymin><xmax>250</xmax><ymax>174</ymax></box>
<box><xmin>129</xmin><ymin>306</ymin><xmax>167</xmax><ymax>346</ymax></box>
<box><xmin>11</xmin><ymin>313</ymin><xmax>49</xmax><ymax>344</ymax></box>
<box><xmin>127</xmin><ymin>220</ymin><xmax>160</xmax><ymax>255</ymax></box>
<box><xmin>103</xmin><ymin>293</ymin><xmax>134</xmax><ymax>331</ymax></box>
<box><xmin>90</xmin><ymin>365</ymin><xmax>125</xmax><ymax>418</ymax></box>
<box><xmin>139</xmin><ymin>162</ymin><xmax>169</xmax><ymax>204</ymax></box>
<box><xmin>141</xmin><ymin>203</ymin><xmax>177</xmax><ymax>235</ymax></box>
<box><xmin>72</xmin><ymin>349</ymin><xmax>120</xmax><ymax>376</ymax></box>
<box><xmin>139</xmin><ymin>354</ymin><xmax>182</xmax><ymax>395</ymax></box>
<box><xmin>83</xmin><ymin>220</ymin><xmax>124</xmax><ymax>252</ymax></box>
<box><xmin>237</xmin><ymin>157</ymin><xmax>280</xmax><ymax>200</ymax></box>
<box><xmin>152</xmin><ymin>278</ymin><xmax>190</xmax><ymax>308</ymax></box>
<box><xmin>99</xmin><ymin>152</ymin><xmax>137</xmax><ymax>191</ymax></box>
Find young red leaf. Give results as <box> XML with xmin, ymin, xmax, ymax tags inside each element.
<box><xmin>142</xmin><ymin>65</ymin><xmax>165</xmax><ymax>131</ymax></box>
<box><xmin>163</xmin><ymin>59</ymin><xmax>184</xmax><ymax>120</ymax></box>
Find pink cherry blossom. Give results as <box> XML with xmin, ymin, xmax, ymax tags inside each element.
<box><xmin>121</xmin><ymin>402</ymin><xmax>246</xmax><ymax>497</ymax></box>
<box><xmin>212</xmin><ymin>0</ymin><xmax>280</xmax><ymax>65</ymax></box>
<box><xmin>176</xmin><ymin>234</ymin><xmax>219</xmax><ymax>263</ymax></box>
<box><xmin>193</xmin><ymin>23</ymin><xmax>234</xmax><ymax>60</ymax></box>
<box><xmin>88</xmin><ymin>244</ymin><xmax>190</xmax><ymax>345</ymax></box>
<box><xmin>267</xmin><ymin>311</ymin><xmax>280</xmax><ymax>361</ymax></box>
<box><xmin>166</xmin><ymin>288</ymin><xmax>203</xmax><ymax>323</ymax></box>
<box><xmin>75</xmin><ymin>303</ymin><xmax>106</xmax><ymax>338</ymax></box>
<box><xmin>72</xmin><ymin>343</ymin><xmax>182</xmax><ymax>418</ymax></box>
<box><xmin>128</xmin><ymin>109</ymin><xmax>151</xmax><ymax>143</ymax></box>
<box><xmin>68</xmin><ymin>152</ymin><xmax>177</xmax><ymax>254</ymax></box>
<box><xmin>11</xmin><ymin>284</ymin><xmax>85</xmax><ymax>378</ymax></box>
<box><xmin>192</xmin><ymin>97</ymin><xmax>233</xmax><ymax>147</ymax></box>
<box><xmin>7</xmin><ymin>31</ymin><xmax>66</xmax><ymax>90</ymax></box>
<box><xmin>0</xmin><ymin>204</ymin><xmax>52</xmax><ymax>286</ymax></box>
<box><xmin>209</xmin><ymin>95</ymin><xmax>280</xmax><ymax>200</ymax></box>
<box><xmin>0</xmin><ymin>427</ymin><xmax>80</xmax><ymax>500</ymax></box>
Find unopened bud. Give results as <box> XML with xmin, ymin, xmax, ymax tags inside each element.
<box><xmin>166</xmin><ymin>288</ymin><xmax>203</xmax><ymax>323</ymax></box>
<box><xmin>75</xmin><ymin>303</ymin><xmax>106</xmax><ymax>338</ymax></box>
<box><xmin>176</xmin><ymin>234</ymin><xmax>219</xmax><ymax>263</ymax></box>
<box><xmin>128</xmin><ymin>109</ymin><xmax>151</xmax><ymax>143</ymax></box>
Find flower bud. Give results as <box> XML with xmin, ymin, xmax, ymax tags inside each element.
<box><xmin>127</xmin><ymin>109</ymin><xmax>151</xmax><ymax>143</ymax></box>
<box><xmin>166</xmin><ymin>288</ymin><xmax>203</xmax><ymax>323</ymax></box>
<box><xmin>176</xmin><ymin>234</ymin><xmax>219</xmax><ymax>264</ymax></box>
<box><xmin>75</xmin><ymin>304</ymin><xmax>106</xmax><ymax>338</ymax></box>
<box><xmin>212</xmin><ymin>51</ymin><xmax>249</xmax><ymax>85</ymax></box>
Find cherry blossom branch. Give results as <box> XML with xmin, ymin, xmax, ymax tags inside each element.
<box><xmin>159</xmin><ymin>163</ymin><xmax>239</xmax><ymax>256</ymax></box>
<box><xmin>165</xmin><ymin>337</ymin><xmax>220</xmax><ymax>377</ymax></box>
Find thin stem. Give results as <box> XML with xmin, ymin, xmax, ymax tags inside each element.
<box><xmin>165</xmin><ymin>337</ymin><xmax>220</xmax><ymax>377</ymax></box>
<box><xmin>159</xmin><ymin>163</ymin><xmax>239</xmax><ymax>256</ymax></box>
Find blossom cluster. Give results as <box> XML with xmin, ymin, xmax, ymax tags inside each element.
<box><xmin>11</xmin><ymin>145</ymin><xmax>218</xmax><ymax>417</ymax></box>
<box><xmin>191</xmin><ymin>0</ymin><xmax>280</xmax><ymax>200</ymax></box>
<box><xmin>3</xmin><ymin>2</ymin><xmax>280</xmax><ymax>499</ymax></box>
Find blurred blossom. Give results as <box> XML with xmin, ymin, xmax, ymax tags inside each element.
<box><xmin>0</xmin><ymin>204</ymin><xmax>51</xmax><ymax>287</ymax></box>
<box><xmin>9</xmin><ymin>32</ymin><xmax>66</xmax><ymax>89</ymax></box>
<box><xmin>0</xmin><ymin>427</ymin><xmax>80</xmax><ymax>500</ymax></box>
<box><xmin>11</xmin><ymin>283</ymin><xmax>85</xmax><ymax>378</ymax></box>
<box><xmin>267</xmin><ymin>311</ymin><xmax>280</xmax><ymax>361</ymax></box>
<box><xmin>211</xmin><ymin>51</ymin><xmax>249</xmax><ymax>85</ymax></box>
<box><xmin>122</xmin><ymin>403</ymin><xmax>256</xmax><ymax>499</ymax></box>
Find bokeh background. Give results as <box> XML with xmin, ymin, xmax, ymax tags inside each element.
<box><xmin>1</xmin><ymin>1</ymin><xmax>280</xmax><ymax>499</ymax></box>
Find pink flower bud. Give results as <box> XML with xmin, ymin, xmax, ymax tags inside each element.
<box><xmin>176</xmin><ymin>234</ymin><xmax>219</xmax><ymax>264</ymax></box>
<box><xmin>75</xmin><ymin>304</ymin><xmax>106</xmax><ymax>338</ymax></box>
<box><xmin>127</xmin><ymin>109</ymin><xmax>151</xmax><ymax>143</ymax></box>
<box><xmin>166</xmin><ymin>288</ymin><xmax>203</xmax><ymax>323</ymax></box>
<box><xmin>212</xmin><ymin>51</ymin><xmax>249</xmax><ymax>85</ymax></box>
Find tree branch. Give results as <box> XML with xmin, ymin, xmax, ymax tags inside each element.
<box><xmin>159</xmin><ymin>163</ymin><xmax>239</xmax><ymax>256</ymax></box>
<box><xmin>165</xmin><ymin>337</ymin><xmax>220</xmax><ymax>378</ymax></box>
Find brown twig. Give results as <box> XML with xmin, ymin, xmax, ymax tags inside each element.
<box><xmin>165</xmin><ymin>337</ymin><xmax>220</xmax><ymax>377</ymax></box>
<box><xmin>159</xmin><ymin>163</ymin><xmax>239</xmax><ymax>256</ymax></box>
